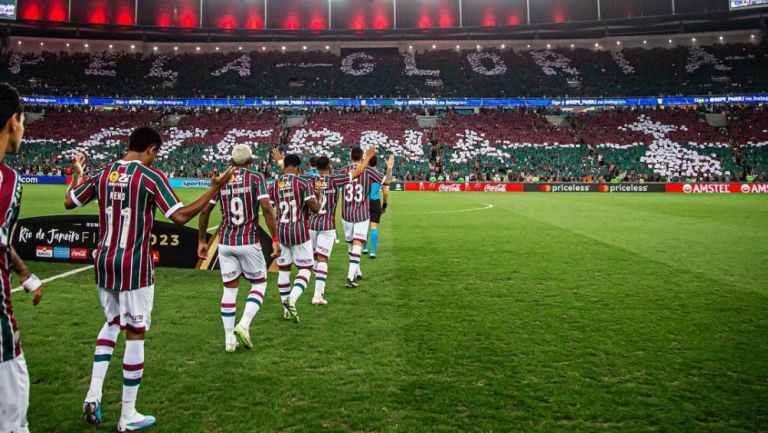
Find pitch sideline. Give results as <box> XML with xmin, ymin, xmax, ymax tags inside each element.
<box><xmin>11</xmin><ymin>265</ymin><xmax>94</xmax><ymax>294</ymax></box>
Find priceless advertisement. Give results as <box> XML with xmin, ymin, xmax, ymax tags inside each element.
<box><xmin>395</xmin><ymin>182</ymin><xmax>768</xmax><ymax>193</ymax></box>
<box><xmin>529</xmin><ymin>183</ymin><xmax>666</xmax><ymax>192</ymax></box>
<box><xmin>12</xmin><ymin>215</ymin><xmax>207</xmax><ymax>268</ymax></box>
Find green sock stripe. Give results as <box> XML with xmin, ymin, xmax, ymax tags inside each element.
<box><xmin>221</xmin><ymin>312</ymin><xmax>236</xmax><ymax>317</ymax></box>
<box><xmin>123</xmin><ymin>377</ymin><xmax>142</xmax><ymax>387</ymax></box>
<box><xmin>94</xmin><ymin>354</ymin><xmax>112</xmax><ymax>362</ymax></box>
<box><xmin>246</xmin><ymin>298</ymin><xmax>262</xmax><ymax>306</ymax></box>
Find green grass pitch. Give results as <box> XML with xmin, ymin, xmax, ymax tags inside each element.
<box><xmin>10</xmin><ymin>185</ymin><xmax>768</xmax><ymax>432</ymax></box>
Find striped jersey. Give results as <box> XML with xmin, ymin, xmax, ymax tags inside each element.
<box><xmin>70</xmin><ymin>160</ymin><xmax>183</xmax><ymax>292</ymax></box>
<box><xmin>0</xmin><ymin>163</ymin><xmax>23</xmax><ymax>362</ymax></box>
<box><xmin>213</xmin><ymin>167</ymin><xmax>269</xmax><ymax>247</ymax></box>
<box><xmin>269</xmin><ymin>174</ymin><xmax>314</xmax><ymax>246</ymax></box>
<box><xmin>309</xmin><ymin>173</ymin><xmax>353</xmax><ymax>231</ymax></box>
<box><xmin>339</xmin><ymin>165</ymin><xmax>384</xmax><ymax>223</ymax></box>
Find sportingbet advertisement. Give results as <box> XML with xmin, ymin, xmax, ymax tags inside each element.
<box><xmin>0</xmin><ymin>0</ymin><xmax>16</xmax><ymax>20</ymax></box>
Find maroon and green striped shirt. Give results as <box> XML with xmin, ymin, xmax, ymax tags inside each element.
<box><xmin>70</xmin><ymin>160</ymin><xmax>183</xmax><ymax>292</ymax></box>
<box><xmin>339</xmin><ymin>166</ymin><xmax>384</xmax><ymax>223</ymax></box>
<box><xmin>0</xmin><ymin>163</ymin><xmax>23</xmax><ymax>362</ymax></box>
<box><xmin>269</xmin><ymin>174</ymin><xmax>314</xmax><ymax>246</ymax></box>
<box><xmin>309</xmin><ymin>173</ymin><xmax>352</xmax><ymax>232</ymax></box>
<box><xmin>213</xmin><ymin>168</ymin><xmax>269</xmax><ymax>247</ymax></box>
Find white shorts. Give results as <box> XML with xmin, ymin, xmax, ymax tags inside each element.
<box><xmin>0</xmin><ymin>356</ymin><xmax>30</xmax><ymax>433</ymax></box>
<box><xmin>276</xmin><ymin>241</ymin><xmax>314</xmax><ymax>269</ymax></box>
<box><xmin>99</xmin><ymin>286</ymin><xmax>154</xmax><ymax>333</ymax></box>
<box><xmin>342</xmin><ymin>220</ymin><xmax>370</xmax><ymax>243</ymax></box>
<box><xmin>218</xmin><ymin>244</ymin><xmax>267</xmax><ymax>283</ymax></box>
<box><xmin>310</xmin><ymin>230</ymin><xmax>336</xmax><ymax>260</ymax></box>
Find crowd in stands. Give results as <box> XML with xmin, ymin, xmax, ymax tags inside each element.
<box><xmin>9</xmin><ymin>105</ymin><xmax>768</xmax><ymax>183</ymax></box>
<box><xmin>2</xmin><ymin>42</ymin><xmax>766</xmax><ymax>98</ymax></box>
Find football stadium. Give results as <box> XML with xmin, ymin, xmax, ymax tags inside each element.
<box><xmin>0</xmin><ymin>0</ymin><xmax>767</xmax><ymax>432</ymax></box>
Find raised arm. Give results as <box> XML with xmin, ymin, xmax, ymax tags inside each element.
<box><xmin>170</xmin><ymin>167</ymin><xmax>234</xmax><ymax>226</ymax></box>
<box><xmin>64</xmin><ymin>152</ymin><xmax>85</xmax><ymax>209</ymax></box>
<box><xmin>384</xmin><ymin>154</ymin><xmax>395</xmax><ymax>185</ymax></box>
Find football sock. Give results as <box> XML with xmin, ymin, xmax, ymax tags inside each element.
<box><xmin>278</xmin><ymin>269</ymin><xmax>291</xmax><ymax>306</ymax></box>
<box><xmin>121</xmin><ymin>339</ymin><xmax>144</xmax><ymax>418</ymax></box>
<box><xmin>220</xmin><ymin>287</ymin><xmax>238</xmax><ymax>342</ymax></box>
<box><xmin>370</xmin><ymin>228</ymin><xmax>379</xmax><ymax>255</ymax></box>
<box><xmin>240</xmin><ymin>282</ymin><xmax>266</xmax><ymax>329</ymax></box>
<box><xmin>313</xmin><ymin>262</ymin><xmax>328</xmax><ymax>300</ymax></box>
<box><xmin>86</xmin><ymin>322</ymin><xmax>120</xmax><ymax>402</ymax></box>
<box><xmin>347</xmin><ymin>245</ymin><xmax>362</xmax><ymax>281</ymax></box>
<box><xmin>290</xmin><ymin>268</ymin><xmax>311</xmax><ymax>302</ymax></box>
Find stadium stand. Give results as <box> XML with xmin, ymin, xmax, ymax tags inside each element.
<box><xmin>2</xmin><ymin>42</ymin><xmax>767</xmax><ymax>98</ymax></box>
<box><xmin>10</xmin><ymin>105</ymin><xmax>768</xmax><ymax>182</ymax></box>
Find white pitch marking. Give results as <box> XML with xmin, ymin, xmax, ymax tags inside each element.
<box><xmin>422</xmin><ymin>203</ymin><xmax>495</xmax><ymax>214</ymax></box>
<box><xmin>11</xmin><ymin>265</ymin><xmax>94</xmax><ymax>294</ymax></box>
<box><xmin>207</xmin><ymin>224</ymin><xmax>219</xmax><ymax>233</ymax></box>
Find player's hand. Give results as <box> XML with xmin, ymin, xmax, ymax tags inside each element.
<box><xmin>211</xmin><ymin>167</ymin><xmax>235</xmax><ymax>188</ymax></box>
<box><xmin>197</xmin><ymin>242</ymin><xmax>209</xmax><ymax>260</ymax></box>
<box><xmin>73</xmin><ymin>152</ymin><xmax>85</xmax><ymax>177</ymax></box>
<box><xmin>364</xmin><ymin>145</ymin><xmax>377</xmax><ymax>159</ymax></box>
<box><xmin>386</xmin><ymin>154</ymin><xmax>395</xmax><ymax>170</ymax></box>
<box><xmin>271</xmin><ymin>242</ymin><xmax>281</xmax><ymax>258</ymax></box>
<box><xmin>382</xmin><ymin>202</ymin><xmax>388</xmax><ymax>214</ymax></box>
<box><xmin>271</xmin><ymin>148</ymin><xmax>284</xmax><ymax>163</ymax></box>
<box><xmin>32</xmin><ymin>287</ymin><xmax>43</xmax><ymax>306</ymax></box>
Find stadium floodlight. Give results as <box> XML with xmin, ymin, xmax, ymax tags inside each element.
<box><xmin>594</xmin><ymin>42</ymin><xmax>599</xmax><ymax>47</ymax></box>
<box><xmin>527</xmin><ymin>44</ymin><xmax>531</xmax><ymax>48</ymax></box>
<box><xmin>153</xmin><ymin>46</ymin><xmax>158</xmax><ymax>51</ymax></box>
<box><xmin>66</xmin><ymin>43</ymin><xmax>70</xmax><ymax>47</ymax></box>
<box><xmin>238</xmin><ymin>46</ymin><xmax>242</xmax><ymax>50</ymax></box>
<box><xmin>692</xmin><ymin>38</ymin><xmax>696</xmax><ymax>42</ymax></box>
<box><xmin>196</xmin><ymin>46</ymin><xmax>201</xmax><ymax>51</ymax></box>
<box><xmin>215</xmin><ymin>47</ymin><xmax>220</xmax><ymax>51</ymax></box>
<box><xmin>643</xmin><ymin>40</ymin><xmax>647</xmax><ymax>44</ymax></box>
<box><xmin>432</xmin><ymin>44</ymin><xmax>436</xmax><ymax>49</ymax></box>
<box><xmin>130</xmin><ymin>45</ymin><xmax>135</xmax><ymax>49</ymax></box>
<box><xmin>546</xmin><ymin>44</ymin><xmax>551</xmax><ymax>49</ymax></box>
<box><xmin>668</xmin><ymin>39</ymin><xmax>673</xmax><ymax>43</ymax></box>
<box><xmin>281</xmin><ymin>45</ymin><xmax>286</xmax><ymax>50</ymax></box>
<box><xmin>570</xmin><ymin>43</ymin><xmax>574</xmax><ymax>48</ymax></box>
<box><xmin>16</xmin><ymin>41</ymin><xmax>20</xmax><ymax>45</ymax></box>
<box><xmin>456</xmin><ymin>45</ymin><xmax>460</xmax><ymax>50</ymax></box>
<box><xmin>302</xmin><ymin>45</ymin><xmax>307</xmax><ymax>50</ymax></box>
<box><xmin>262</xmin><ymin>46</ymin><xmax>266</xmax><ymax>50</ymax></box>
<box><xmin>85</xmin><ymin>43</ymin><xmax>90</xmax><ymax>48</ymax></box>
<box><xmin>174</xmin><ymin>46</ymin><xmax>178</xmax><ymax>51</ymax></box>
<box><xmin>751</xmin><ymin>34</ymin><xmax>756</xmax><ymax>39</ymax></box>
<box><xmin>719</xmin><ymin>36</ymin><xmax>724</xmax><ymax>41</ymax></box>
<box><xmin>476</xmin><ymin>44</ymin><xmax>481</xmax><ymax>49</ymax></box>
<box><xmin>616</xmin><ymin>40</ymin><xmax>621</xmax><ymax>45</ymax></box>
<box><xmin>408</xmin><ymin>45</ymin><xmax>413</xmax><ymax>50</ymax></box>
<box><xmin>40</xmin><ymin>42</ymin><xmax>44</xmax><ymax>46</ymax></box>
<box><xmin>325</xmin><ymin>45</ymin><xmax>330</xmax><ymax>50</ymax></box>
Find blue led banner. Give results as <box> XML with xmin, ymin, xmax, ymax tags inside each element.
<box><xmin>22</xmin><ymin>94</ymin><xmax>768</xmax><ymax>108</ymax></box>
